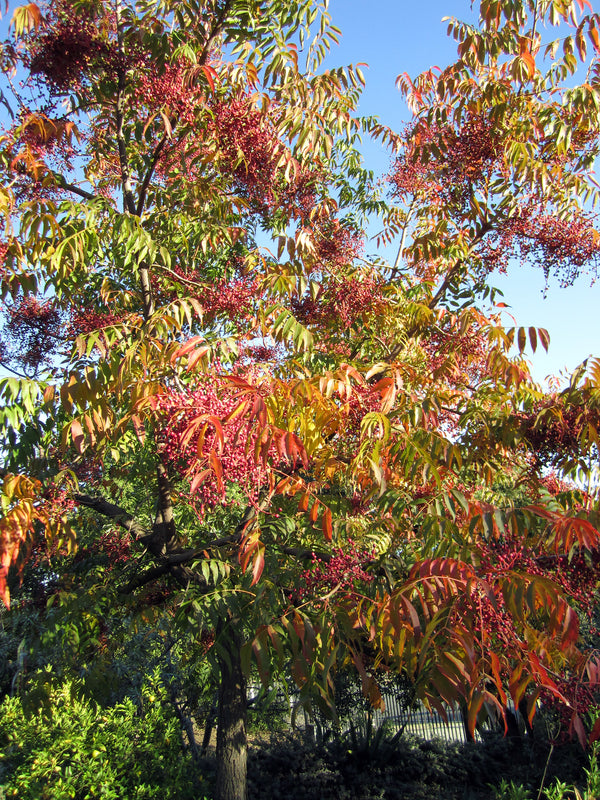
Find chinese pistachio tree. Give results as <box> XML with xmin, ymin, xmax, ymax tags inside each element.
<box><xmin>2</xmin><ymin>0</ymin><xmax>600</xmax><ymax>798</ymax></box>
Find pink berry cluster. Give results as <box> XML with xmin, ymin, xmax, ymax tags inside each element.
<box><xmin>477</xmin><ymin>533</ymin><xmax>598</xmax><ymax>622</ymax></box>
<box><xmin>210</xmin><ymin>94</ymin><xmax>317</xmax><ymax>217</ymax></box>
<box><xmin>68</xmin><ymin>309</ymin><xmax>123</xmax><ymax>337</ymax></box>
<box><xmin>212</xmin><ymin>95</ymin><xmax>283</xmax><ymax>204</ymax></box>
<box><xmin>390</xmin><ymin>114</ymin><xmax>502</xmax><ymax>210</ymax></box>
<box><xmin>515</xmin><ymin>396</ymin><xmax>596</xmax><ymax>468</ymax></box>
<box><xmin>202</xmin><ymin>275</ymin><xmax>260</xmax><ymax>326</ymax></box>
<box><xmin>135</xmin><ymin>60</ymin><xmax>200</xmax><ymax>127</ymax></box>
<box><xmin>296</xmin><ymin>542</ymin><xmax>375</xmax><ymax>602</ymax></box>
<box><xmin>478</xmin><ymin>204</ymin><xmax>600</xmax><ymax>283</ymax></box>
<box><xmin>157</xmin><ymin>377</ymin><xmax>276</xmax><ymax>513</ymax></box>
<box><xmin>0</xmin><ymin>242</ymin><xmax>8</xmax><ymax>275</ymax></box>
<box><xmin>314</xmin><ymin>218</ymin><xmax>364</xmax><ymax>268</ymax></box>
<box><xmin>28</xmin><ymin>1</ymin><xmax>114</xmax><ymax>91</ymax></box>
<box><xmin>293</xmin><ymin>275</ymin><xmax>384</xmax><ymax>330</ymax></box>
<box><xmin>420</xmin><ymin>318</ymin><xmax>488</xmax><ymax>387</ymax></box>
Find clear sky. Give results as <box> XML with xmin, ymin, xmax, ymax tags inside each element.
<box><xmin>326</xmin><ymin>0</ymin><xmax>600</xmax><ymax>386</ymax></box>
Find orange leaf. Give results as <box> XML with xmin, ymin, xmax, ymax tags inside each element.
<box><xmin>322</xmin><ymin>507</ymin><xmax>333</xmax><ymax>542</ymax></box>
<box><xmin>71</xmin><ymin>419</ymin><xmax>85</xmax><ymax>454</ymax></box>
<box><xmin>250</xmin><ymin>543</ymin><xmax>265</xmax><ymax>586</ymax></box>
<box><xmin>467</xmin><ymin>690</ymin><xmax>485</xmax><ymax>740</ymax></box>
<box><xmin>0</xmin><ymin>566</ymin><xmax>10</xmax><ymax>609</ymax></box>
<box><xmin>309</xmin><ymin>498</ymin><xmax>319</xmax><ymax>523</ymax></box>
<box><xmin>209</xmin><ymin>449</ymin><xmax>224</xmax><ymax>494</ymax></box>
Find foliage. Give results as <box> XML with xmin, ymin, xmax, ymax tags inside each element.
<box><xmin>0</xmin><ymin>673</ymin><xmax>205</xmax><ymax>799</ymax></box>
<box><xmin>492</xmin><ymin>741</ymin><xmax>600</xmax><ymax>799</ymax></box>
<box><xmin>244</xmin><ymin>728</ymin><xmax>591</xmax><ymax>800</ymax></box>
<box><xmin>1</xmin><ymin>1</ymin><xmax>600</xmax><ymax>798</ymax></box>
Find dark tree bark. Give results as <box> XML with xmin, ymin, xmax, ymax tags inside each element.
<box><xmin>215</xmin><ymin>625</ymin><xmax>248</xmax><ymax>800</ymax></box>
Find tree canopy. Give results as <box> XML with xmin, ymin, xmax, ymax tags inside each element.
<box><xmin>1</xmin><ymin>1</ymin><xmax>600</xmax><ymax>799</ymax></box>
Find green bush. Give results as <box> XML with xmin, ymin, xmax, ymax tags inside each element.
<box><xmin>0</xmin><ymin>674</ymin><xmax>205</xmax><ymax>800</ymax></box>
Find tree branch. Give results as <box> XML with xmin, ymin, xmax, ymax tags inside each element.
<box><xmin>119</xmin><ymin>562</ymin><xmax>170</xmax><ymax>594</ymax></box>
<box><xmin>135</xmin><ymin>0</ymin><xmax>235</xmax><ymax>217</ymax></box>
<box><xmin>53</xmin><ymin>174</ymin><xmax>97</xmax><ymax>201</ymax></box>
<box><xmin>427</xmin><ymin>221</ymin><xmax>493</xmax><ymax>311</ymax></box>
<box><xmin>74</xmin><ymin>493</ymin><xmax>148</xmax><ymax>538</ymax></box>
<box><xmin>136</xmin><ymin>136</ymin><xmax>169</xmax><ymax>216</ymax></box>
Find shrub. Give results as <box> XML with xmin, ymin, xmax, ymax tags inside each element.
<box><xmin>0</xmin><ymin>674</ymin><xmax>205</xmax><ymax>799</ymax></box>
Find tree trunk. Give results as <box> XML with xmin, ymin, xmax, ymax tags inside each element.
<box><xmin>215</xmin><ymin>628</ymin><xmax>248</xmax><ymax>800</ymax></box>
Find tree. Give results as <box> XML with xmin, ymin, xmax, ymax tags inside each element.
<box><xmin>2</xmin><ymin>1</ymin><xmax>600</xmax><ymax>799</ymax></box>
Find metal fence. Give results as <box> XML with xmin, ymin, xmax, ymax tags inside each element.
<box><xmin>254</xmin><ymin>684</ymin><xmax>504</xmax><ymax>745</ymax></box>
<box><xmin>368</xmin><ymin>693</ymin><xmax>472</xmax><ymax>743</ymax></box>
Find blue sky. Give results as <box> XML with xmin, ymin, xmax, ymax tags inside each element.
<box><xmin>326</xmin><ymin>0</ymin><xmax>600</xmax><ymax>385</ymax></box>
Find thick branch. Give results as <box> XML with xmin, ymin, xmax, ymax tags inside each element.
<box><xmin>136</xmin><ymin>136</ymin><xmax>169</xmax><ymax>216</ymax></box>
<box><xmin>75</xmin><ymin>491</ymin><xmax>203</xmax><ymax>591</ymax></box>
<box><xmin>150</xmin><ymin>461</ymin><xmax>178</xmax><ymax>554</ymax></box>
<box><xmin>120</xmin><ymin>562</ymin><xmax>170</xmax><ymax>594</ymax></box>
<box><xmin>74</xmin><ymin>493</ymin><xmax>148</xmax><ymax>538</ymax></box>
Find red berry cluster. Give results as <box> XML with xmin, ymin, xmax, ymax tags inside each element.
<box><xmin>293</xmin><ymin>275</ymin><xmax>384</xmax><ymax>330</ymax></box>
<box><xmin>296</xmin><ymin>542</ymin><xmax>375</xmax><ymax>602</ymax></box>
<box><xmin>202</xmin><ymin>276</ymin><xmax>260</xmax><ymax>326</ymax></box>
<box><xmin>478</xmin><ymin>534</ymin><xmax>598</xmax><ymax>620</ymax></box>
<box><xmin>389</xmin><ymin>122</ymin><xmax>439</xmax><ymax>201</ymax></box>
<box><xmin>3</xmin><ymin>296</ymin><xmax>64</xmax><ymax>372</ymax></box>
<box><xmin>243</xmin><ymin>343</ymin><xmax>281</xmax><ymax>363</ymax></box>
<box><xmin>0</xmin><ymin>242</ymin><xmax>8</xmax><ymax>277</ymax></box>
<box><xmin>98</xmin><ymin>528</ymin><xmax>132</xmax><ymax>566</ymax></box>
<box><xmin>442</xmin><ymin>114</ymin><xmax>502</xmax><ymax>186</ymax></box>
<box><xmin>72</xmin><ymin>526</ymin><xmax>132</xmax><ymax>580</ymax></box>
<box><xmin>211</xmin><ymin>96</ymin><xmax>283</xmax><ymax>205</ymax></box>
<box><xmin>314</xmin><ymin>218</ymin><xmax>364</xmax><ymax>268</ymax></box>
<box><xmin>210</xmin><ymin>95</ymin><xmax>317</xmax><ymax>217</ymax></box>
<box><xmin>390</xmin><ymin>113</ymin><xmax>502</xmax><ymax>209</ymax></box>
<box><xmin>421</xmin><ymin>318</ymin><xmax>489</xmax><ymax>387</ymax></box>
<box><xmin>43</xmin><ymin>482</ymin><xmax>76</xmax><ymax>524</ymax></box>
<box><xmin>479</xmin><ymin>205</ymin><xmax>600</xmax><ymax>283</ymax></box>
<box><xmin>516</xmin><ymin>397</ymin><xmax>596</xmax><ymax>468</ymax></box>
<box><xmin>157</xmin><ymin>377</ymin><xmax>277</xmax><ymax>513</ymax></box>
<box><xmin>539</xmin><ymin>675</ymin><xmax>600</xmax><ymax>743</ymax></box>
<box><xmin>28</xmin><ymin>1</ymin><xmax>114</xmax><ymax>92</ymax></box>
<box><xmin>539</xmin><ymin>471</ymin><xmax>573</xmax><ymax>496</ymax></box>
<box><xmin>135</xmin><ymin>60</ymin><xmax>200</xmax><ymax>128</ymax></box>
<box><xmin>68</xmin><ymin>308</ymin><xmax>123</xmax><ymax>337</ymax></box>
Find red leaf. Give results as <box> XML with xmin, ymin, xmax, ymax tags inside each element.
<box><xmin>201</xmin><ymin>64</ymin><xmax>218</xmax><ymax>92</ymax></box>
<box><xmin>572</xmin><ymin>714</ymin><xmax>587</xmax><ymax>748</ymax></box>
